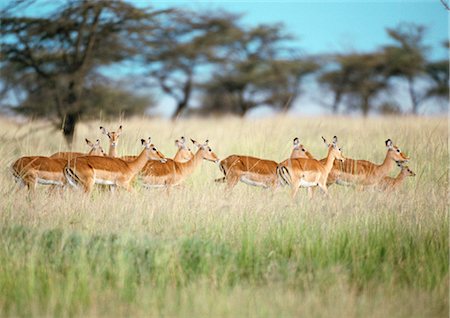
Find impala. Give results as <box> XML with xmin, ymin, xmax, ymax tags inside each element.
<box><xmin>12</xmin><ymin>156</ymin><xmax>70</xmax><ymax>191</ymax></box>
<box><xmin>376</xmin><ymin>163</ymin><xmax>415</xmax><ymax>191</ymax></box>
<box><xmin>50</xmin><ymin>139</ymin><xmax>106</xmax><ymax>160</ymax></box>
<box><xmin>64</xmin><ymin>138</ymin><xmax>166</xmax><ymax>193</ymax></box>
<box><xmin>216</xmin><ymin>137</ymin><xmax>314</xmax><ymax>190</ymax></box>
<box><xmin>121</xmin><ymin>136</ymin><xmax>193</xmax><ymax>163</ymax></box>
<box><xmin>277</xmin><ymin>136</ymin><xmax>345</xmax><ymax>199</ymax></box>
<box><xmin>139</xmin><ymin>139</ymin><xmax>219</xmax><ymax>189</ymax></box>
<box><xmin>100</xmin><ymin>125</ymin><xmax>122</xmax><ymax>157</ymax></box>
<box><xmin>323</xmin><ymin>139</ymin><xmax>409</xmax><ymax>187</ymax></box>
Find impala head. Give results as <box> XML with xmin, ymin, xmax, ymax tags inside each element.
<box><xmin>291</xmin><ymin>137</ymin><xmax>311</xmax><ymax>159</ymax></box>
<box><xmin>322</xmin><ymin>136</ymin><xmax>345</xmax><ymax>162</ymax></box>
<box><xmin>174</xmin><ymin>136</ymin><xmax>194</xmax><ymax>162</ymax></box>
<box><xmin>397</xmin><ymin>162</ymin><xmax>416</xmax><ymax>177</ymax></box>
<box><xmin>85</xmin><ymin>138</ymin><xmax>106</xmax><ymax>156</ymax></box>
<box><xmin>140</xmin><ymin>137</ymin><xmax>167</xmax><ymax>162</ymax></box>
<box><xmin>191</xmin><ymin>138</ymin><xmax>220</xmax><ymax>163</ymax></box>
<box><xmin>100</xmin><ymin>125</ymin><xmax>122</xmax><ymax>147</ymax></box>
<box><xmin>385</xmin><ymin>139</ymin><xmax>409</xmax><ymax>163</ymax></box>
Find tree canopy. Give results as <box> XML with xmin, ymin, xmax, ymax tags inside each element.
<box><xmin>0</xmin><ymin>1</ymin><xmax>447</xmax><ymax>143</ymax></box>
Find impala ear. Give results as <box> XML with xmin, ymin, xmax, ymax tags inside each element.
<box><xmin>100</xmin><ymin>126</ymin><xmax>108</xmax><ymax>135</ymax></box>
<box><xmin>85</xmin><ymin>138</ymin><xmax>94</xmax><ymax>147</ymax></box>
<box><xmin>180</xmin><ymin>136</ymin><xmax>186</xmax><ymax>143</ymax></box>
<box><xmin>204</xmin><ymin>139</ymin><xmax>209</xmax><ymax>145</ymax></box>
<box><xmin>322</xmin><ymin>136</ymin><xmax>328</xmax><ymax>146</ymax></box>
<box><xmin>191</xmin><ymin>138</ymin><xmax>201</xmax><ymax>148</ymax></box>
<box><xmin>117</xmin><ymin>125</ymin><xmax>123</xmax><ymax>135</ymax></box>
<box><xmin>95</xmin><ymin>139</ymin><xmax>101</xmax><ymax>146</ymax></box>
<box><xmin>293</xmin><ymin>137</ymin><xmax>300</xmax><ymax>147</ymax></box>
<box><xmin>385</xmin><ymin>139</ymin><xmax>393</xmax><ymax>149</ymax></box>
<box><xmin>141</xmin><ymin>139</ymin><xmax>146</xmax><ymax>145</ymax></box>
<box><xmin>332</xmin><ymin>136</ymin><xmax>338</xmax><ymax>148</ymax></box>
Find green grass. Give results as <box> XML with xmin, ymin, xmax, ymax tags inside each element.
<box><xmin>0</xmin><ymin>116</ymin><xmax>448</xmax><ymax>317</ymax></box>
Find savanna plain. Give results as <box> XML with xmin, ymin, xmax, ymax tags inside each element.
<box><xmin>0</xmin><ymin>116</ymin><xmax>448</xmax><ymax>317</ymax></box>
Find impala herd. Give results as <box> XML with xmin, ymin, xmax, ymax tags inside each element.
<box><xmin>10</xmin><ymin>125</ymin><xmax>414</xmax><ymax>198</ymax></box>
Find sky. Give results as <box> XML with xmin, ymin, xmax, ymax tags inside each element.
<box><xmin>147</xmin><ymin>0</ymin><xmax>448</xmax><ymax>116</ymax></box>
<box><xmin>150</xmin><ymin>0</ymin><xmax>448</xmax><ymax>59</ymax></box>
<box><xmin>2</xmin><ymin>0</ymin><xmax>448</xmax><ymax>116</ymax></box>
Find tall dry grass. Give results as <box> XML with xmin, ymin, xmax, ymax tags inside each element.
<box><xmin>0</xmin><ymin>116</ymin><xmax>448</xmax><ymax>317</ymax></box>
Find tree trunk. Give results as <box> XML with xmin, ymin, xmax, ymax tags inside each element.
<box><xmin>171</xmin><ymin>73</ymin><xmax>193</xmax><ymax>121</ymax></box>
<box><xmin>61</xmin><ymin>80</ymin><xmax>80</xmax><ymax>146</ymax></box>
<box><xmin>361</xmin><ymin>95</ymin><xmax>370</xmax><ymax>117</ymax></box>
<box><xmin>332</xmin><ymin>91</ymin><xmax>342</xmax><ymax>114</ymax></box>
<box><xmin>407</xmin><ymin>77</ymin><xmax>419</xmax><ymax>114</ymax></box>
<box><xmin>62</xmin><ymin>112</ymin><xmax>78</xmax><ymax>146</ymax></box>
<box><xmin>172</xmin><ymin>100</ymin><xmax>188</xmax><ymax>120</ymax></box>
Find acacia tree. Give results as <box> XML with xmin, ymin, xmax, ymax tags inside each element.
<box><xmin>201</xmin><ymin>23</ymin><xmax>318</xmax><ymax>116</ymax></box>
<box><xmin>143</xmin><ymin>9</ymin><xmax>240</xmax><ymax>120</ymax></box>
<box><xmin>383</xmin><ymin>23</ymin><xmax>429</xmax><ymax>114</ymax></box>
<box><xmin>317</xmin><ymin>54</ymin><xmax>353</xmax><ymax>114</ymax></box>
<box><xmin>343</xmin><ymin>52</ymin><xmax>388</xmax><ymax>116</ymax></box>
<box><xmin>424</xmin><ymin>41</ymin><xmax>449</xmax><ymax>108</ymax></box>
<box><xmin>1</xmin><ymin>0</ymin><xmax>165</xmax><ymax>145</ymax></box>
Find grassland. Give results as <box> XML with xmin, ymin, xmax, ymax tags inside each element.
<box><xmin>0</xmin><ymin>116</ymin><xmax>448</xmax><ymax>317</ymax></box>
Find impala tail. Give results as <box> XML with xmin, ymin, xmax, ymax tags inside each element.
<box><xmin>64</xmin><ymin>166</ymin><xmax>81</xmax><ymax>188</ymax></box>
<box><xmin>277</xmin><ymin>165</ymin><xmax>291</xmax><ymax>186</ymax></box>
<box><xmin>10</xmin><ymin>166</ymin><xmax>24</xmax><ymax>186</ymax></box>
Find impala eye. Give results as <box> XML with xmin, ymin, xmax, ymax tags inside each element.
<box><xmin>397</xmin><ymin>149</ymin><xmax>401</xmax><ymax>153</ymax></box>
<box><xmin>302</xmin><ymin>148</ymin><xmax>306</xmax><ymax>152</ymax></box>
<box><xmin>152</xmin><ymin>147</ymin><xmax>156</xmax><ymax>151</ymax></box>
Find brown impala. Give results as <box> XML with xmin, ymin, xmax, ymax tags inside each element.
<box><xmin>217</xmin><ymin>137</ymin><xmax>315</xmax><ymax>190</ymax></box>
<box><xmin>139</xmin><ymin>139</ymin><xmax>219</xmax><ymax>190</ymax></box>
<box><xmin>277</xmin><ymin>136</ymin><xmax>345</xmax><ymax>199</ymax></box>
<box><xmin>323</xmin><ymin>139</ymin><xmax>409</xmax><ymax>187</ymax></box>
<box><xmin>64</xmin><ymin>137</ymin><xmax>166</xmax><ymax>193</ymax></box>
<box><xmin>100</xmin><ymin>125</ymin><xmax>122</xmax><ymax>157</ymax></box>
<box><xmin>12</xmin><ymin>138</ymin><xmax>106</xmax><ymax>191</ymax></box>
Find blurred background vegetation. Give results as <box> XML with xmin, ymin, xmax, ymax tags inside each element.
<box><xmin>1</xmin><ymin>0</ymin><xmax>448</xmax><ymax>144</ymax></box>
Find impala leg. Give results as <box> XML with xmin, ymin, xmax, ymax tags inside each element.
<box><xmin>291</xmin><ymin>181</ymin><xmax>301</xmax><ymax>199</ymax></box>
<box><xmin>125</xmin><ymin>183</ymin><xmax>133</xmax><ymax>192</ymax></box>
<box><xmin>318</xmin><ymin>183</ymin><xmax>330</xmax><ymax>198</ymax></box>
<box><xmin>84</xmin><ymin>178</ymin><xmax>94</xmax><ymax>194</ymax></box>
<box><xmin>307</xmin><ymin>187</ymin><xmax>316</xmax><ymax>199</ymax></box>
<box><xmin>225</xmin><ymin>174</ymin><xmax>239</xmax><ymax>191</ymax></box>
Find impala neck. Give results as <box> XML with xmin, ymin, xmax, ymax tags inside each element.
<box><xmin>126</xmin><ymin>148</ymin><xmax>149</xmax><ymax>174</ymax></box>
<box><xmin>377</xmin><ymin>150</ymin><xmax>395</xmax><ymax>178</ymax></box>
<box><xmin>178</xmin><ymin>149</ymin><xmax>204</xmax><ymax>176</ymax></box>
<box><xmin>109</xmin><ymin>144</ymin><xmax>117</xmax><ymax>157</ymax></box>
<box><xmin>393</xmin><ymin>170</ymin><xmax>407</xmax><ymax>186</ymax></box>
<box><xmin>305</xmin><ymin>150</ymin><xmax>315</xmax><ymax>159</ymax></box>
<box><xmin>323</xmin><ymin>147</ymin><xmax>337</xmax><ymax>175</ymax></box>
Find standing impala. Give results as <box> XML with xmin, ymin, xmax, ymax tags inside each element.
<box><xmin>376</xmin><ymin>163</ymin><xmax>416</xmax><ymax>191</ymax></box>
<box><xmin>139</xmin><ymin>139</ymin><xmax>219</xmax><ymax>189</ymax></box>
<box><xmin>100</xmin><ymin>125</ymin><xmax>122</xmax><ymax>157</ymax></box>
<box><xmin>277</xmin><ymin>136</ymin><xmax>345</xmax><ymax>199</ymax></box>
<box><xmin>323</xmin><ymin>139</ymin><xmax>409</xmax><ymax>187</ymax></box>
<box><xmin>64</xmin><ymin>138</ymin><xmax>166</xmax><ymax>193</ymax></box>
<box><xmin>12</xmin><ymin>139</ymin><xmax>106</xmax><ymax>191</ymax></box>
<box><xmin>50</xmin><ymin>139</ymin><xmax>106</xmax><ymax>160</ymax></box>
<box><xmin>12</xmin><ymin>157</ymin><xmax>71</xmax><ymax>191</ymax></box>
<box><xmin>216</xmin><ymin>137</ymin><xmax>315</xmax><ymax>190</ymax></box>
